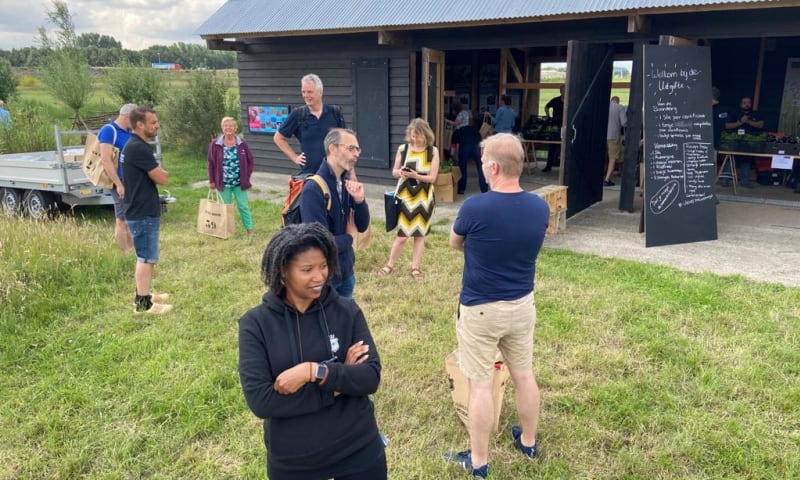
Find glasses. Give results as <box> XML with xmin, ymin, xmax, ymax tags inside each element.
<box><xmin>336</xmin><ymin>144</ymin><xmax>361</xmax><ymax>154</ymax></box>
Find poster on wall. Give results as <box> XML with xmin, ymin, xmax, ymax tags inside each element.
<box><xmin>248</xmin><ymin>105</ymin><xmax>290</xmax><ymax>134</ymax></box>
<box><xmin>643</xmin><ymin>45</ymin><xmax>717</xmax><ymax>247</ymax></box>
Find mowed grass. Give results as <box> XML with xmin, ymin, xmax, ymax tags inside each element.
<box><xmin>1</xmin><ymin>150</ymin><xmax>799</xmax><ymax>479</ymax></box>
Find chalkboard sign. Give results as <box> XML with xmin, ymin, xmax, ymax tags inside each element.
<box><xmin>643</xmin><ymin>45</ymin><xmax>718</xmax><ymax>247</ymax></box>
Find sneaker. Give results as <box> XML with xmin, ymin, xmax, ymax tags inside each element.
<box><xmin>134</xmin><ymin>302</ymin><xmax>173</xmax><ymax>314</ymax></box>
<box><xmin>151</xmin><ymin>293</ymin><xmax>169</xmax><ymax>303</ymax></box>
<box><xmin>510</xmin><ymin>425</ymin><xmax>538</xmax><ymax>458</ymax></box>
<box><xmin>603</xmin><ymin>180</ymin><xmax>615</xmax><ymax>187</ymax></box>
<box><xmin>443</xmin><ymin>450</ymin><xmax>489</xmax><ymax>478</ymax></box>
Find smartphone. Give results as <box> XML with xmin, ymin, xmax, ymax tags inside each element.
<box><xmin>401</xmin><ymin>166</ymin><xmax>414</xmax><ymax>172</ymax></box>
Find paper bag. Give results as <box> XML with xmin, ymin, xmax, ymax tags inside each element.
<box><xmin>445</xmin><ymin>350</ymin><xmax>509</xmax><ymax>432</ymax></box>
<box><xmin>479</xmin><ymin>113</ymin><xmax>493</xmax><ymax>139</ymax></box>
<box><xmin>82</xmin><ymin>133</ymin><xmax>116</xmax><ymax>188</ymax></box>
<box><xmin>354</xmin><ymin>224</ymin><xmax>372</xmax><ymax>251</ymax></box>
<box><xmin>197</xmin><ymin>190</ymin><xmax>235</xmax><ymax>239</ymax></box>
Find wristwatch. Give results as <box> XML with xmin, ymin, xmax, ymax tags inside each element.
<box><xmin>313</xmin><ymin>363</ymin><xmax>327</xmax><ymax>383</ymax></box>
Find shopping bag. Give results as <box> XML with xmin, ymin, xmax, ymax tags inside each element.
<box><xmin>479</xmin><ymin>113</ymin><xmax>493</xmax><ymax>139</ymax></box>
<box><xmin>445</xmin><ymin>350</ymin><xmax>509</xmax><ymax>432</ymax></box>
<box><xmin>82</xmin><ymin>132</ymin><xmax>116</xmax><ymax>188</ymax></box>
<box><xmin>384</xmin><ymin>191</ymin><xmax>400</xmax><ymax>232</ymax></box>
<box><xmin>354</xmin><ymin>224</ymin><xmax>372</xmax><ymax>251</ymax></box>
<box><xmin>197</xmin><ymin>190</ymin><xmax>235</xmax><ymax>239</ymax></box>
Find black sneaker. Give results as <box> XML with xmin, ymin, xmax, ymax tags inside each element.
<box><xmin>443</xmin><ymin>450</ymin><xmax>489</xmax><ymax>478</ymax></box>
<box><xmin>510</xmin><ymin>425</ymin><xmax>538</xmax><ymax>458</ymax></box>
<box><xmin>603</xmin><ymin>180</ymin><xmax>615</xmax><ymax>187</ymax></box>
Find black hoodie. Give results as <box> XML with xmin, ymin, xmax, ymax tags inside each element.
<box><xmin>238</xmin><ymin>286</ymin><xmax>382</xmax><ymax>476</ymax></box>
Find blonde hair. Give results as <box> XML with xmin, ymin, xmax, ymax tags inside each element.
<box><xmin>404</xmin><ymin>118</ymin><xmax>435</xmax><ymax>146</ymax></box>
<box><xmin>220</xmin><ymin>117</ymin><xmax>237</xmax><ymax>130</ymax></box>
<box><xmin>480</xmin><ymin>133</ymin><xmax>524</xmax><ymax>177</ymax></box>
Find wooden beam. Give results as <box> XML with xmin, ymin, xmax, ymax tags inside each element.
<box><xmin>205</xmin><ymin>38</ymin><xmax>246</xmax><ymax>51</ymax></box>
<box><xmin>627</xmin><ymin>14</ymin><xmax>651</xmax><ymax>33</ymax></box>
<box><xmin>377</xmin><ymin>30</ymin><xmax>412</xmax><ymax>46</ymax></box>
<box><xmin>753</xmin><ymin>37</ymin><xmax>766</xmax><ymax>110</ymax></box>
<box><xmin>505</xmin><ymin>49</ymin><xmax>524</xmax><ymax>84</ymax></box>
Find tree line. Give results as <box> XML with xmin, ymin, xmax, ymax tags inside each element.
<box><xmin>0</xmin><ymin>37</ymin><xmax>236</xmax><ymax>70</ymax></box>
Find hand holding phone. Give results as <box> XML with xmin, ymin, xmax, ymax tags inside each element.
<box><xmin>401</xmin><ymin>166</ymin><xmax>414</xmax><ymax>172</ymax></box>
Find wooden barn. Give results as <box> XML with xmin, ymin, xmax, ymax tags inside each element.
<box><xmin>196</xmin><ymin>0</ymin><xmax>800</xmax><ymax>216</ymax></box>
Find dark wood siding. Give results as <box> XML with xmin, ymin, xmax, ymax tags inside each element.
<box><xmin>236</xmin><ymin>33</ymin><xmax>409</xmax><ymax>185</ymax></box>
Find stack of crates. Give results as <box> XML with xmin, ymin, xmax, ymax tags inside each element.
<box><xmin>531</xmin><ymin>185</ymin><xmax>568</xmax><ymax>234</ymax></box>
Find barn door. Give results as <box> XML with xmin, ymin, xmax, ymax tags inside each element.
<box><xmin>421</xmin><ymin>48</ymin><xmax>445</xmax><ymax>153</ymax></box>
<box><xmin>562</xmin><ymin>41</ymin><xmax>614</xmax><ymax>216</ymax></box>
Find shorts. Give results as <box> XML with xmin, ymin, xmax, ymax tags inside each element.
<box><xmin>456</xmin><ymin>291</ymin><xmax>536</xmax><ymax>380</ymax></box>
<box><xmin>126</xmin><ymin>216</ymin><xmax>160</xmax><ymax>264</ymax></box>
<box><xmin>110</xmin><ymin>187</ymin><xmax>125</xmax><ymax>220</ymax></box>
<box><xmin>607</xmin><ymin>137</ymin><xmax>624</xmax><ymax>163</ymax></box>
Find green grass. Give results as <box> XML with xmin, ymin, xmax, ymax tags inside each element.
<box><xmin>2</xmin><ymin>149</ymin><xmax>799</xmax><ymax>479</ymax></box>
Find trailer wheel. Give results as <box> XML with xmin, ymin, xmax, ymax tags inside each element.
<box><xmin>23</xmin><ymin>190</ymin><xmax>58</xmax><ymax>219</ymax></box>
<box><xmin>1</xmin><ymin>188</ymin><xmax>23</xmax><ymax>216</ymax></box>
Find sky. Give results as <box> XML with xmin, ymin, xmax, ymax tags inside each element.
<box><xmin>0</xmin><ymin>0</ymin><xmax>226</xmax><ymax>51</ymax></box>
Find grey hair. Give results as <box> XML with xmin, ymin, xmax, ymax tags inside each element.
<box><xmin>323</xmin><ymin>128</ymin><xmax>357</xmax><ymax>154</ymax></box>
<box><xmin>261</xmin><ymin>223</ymin><xmax>339</xmax><ymax>296</ymax></box>
<box><xmin>301</xmin><ymin>73</ymin><xmax>323</xmax><ymax>92</ymax></box>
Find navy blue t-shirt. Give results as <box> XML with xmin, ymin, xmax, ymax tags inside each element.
<box><xmin>453</xmin><ymin>191</ymin><xmax>549</xmax><ymax>306</ymax></box>
<box><xmin>278</xmin><ymin>104</ymin><xmax>346</xmax><ymax>175</ymax></box>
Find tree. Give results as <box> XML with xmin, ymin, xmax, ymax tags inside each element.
<box><xmin>0</xmin><ymin>58</ymin><xmax>19</xmax><ymax>101</ymax></box>
<box><xmin>37</xmin><ymin>0</ymin><xmax>92</xmax><ymax>128</ymax></box>
<box><xmin>160</xmin><ymin>71</ymin><xmax>229</xmax><ymax>153</ymax></box>
<box><xmin>107</xmin><ymin>60</ymin><xmax>163</xmax><ymax>106</ymax></box>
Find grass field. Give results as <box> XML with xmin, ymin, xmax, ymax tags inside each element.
<box><xmin>1</xmin><ymin>147</ymin><xmax>799</xmax><ymax>479</ymax></box>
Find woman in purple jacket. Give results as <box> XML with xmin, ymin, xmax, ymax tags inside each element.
<box><xmin>207</xmin><ymin>117</ymin><xmax>255</xmax><ymax>233</ymax></box>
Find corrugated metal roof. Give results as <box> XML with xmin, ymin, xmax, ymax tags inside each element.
<box><xmin>195</xmin><ymin>0</ymin><xmax>781</xmax><ymax>37</ymax></box>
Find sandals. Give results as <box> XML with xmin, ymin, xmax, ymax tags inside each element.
<box><xmin>377</xmin><ymin>265</ymin><xmax>394</xmax><ymax>276</ymax></box>
<box><xmin>411</xmin><ymin>268</ymin><xmax>424</xmax><ymax>280</ymax></box>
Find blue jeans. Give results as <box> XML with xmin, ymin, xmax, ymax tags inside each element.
<box><xmin>332</xmin><ymin>274</ymin><xmax>356</xmax><ymax>298</ymax></box>
<box><xmin>457</xmin><ymin>143</ymin><xmax>488</xmax><ymax>194</ymax></box>
<box><xmin>126</xmin><ymin>216</ymin><xmax>160</xmax><ymax>263</ymax></box>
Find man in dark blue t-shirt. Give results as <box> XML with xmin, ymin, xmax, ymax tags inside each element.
<box><xmin>445</xmin><ymin>133</ymin><xmax>549</xmax><ymax>479</ymax></box>
<box><xmin>121</xmin><ymin>106</ymin><xmax>171</xmax><ymax>314</ymax></box>
<box><xmin>99</xmin><ymin>103</ymin><xmax>135</xmax><ymax>254</ymax></box>
<box><xmin>274</xmin><ymin>73</ymin><xmax>346</xmax><ymax>176</ymax></box>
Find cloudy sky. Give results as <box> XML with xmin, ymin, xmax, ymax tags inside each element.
<box><xmin>0</xmin><ymin>0</ymin><xmax>226</xmax><ymax>50</ymax></box>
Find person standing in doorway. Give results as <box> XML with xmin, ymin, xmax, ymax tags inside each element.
<box><xmin>444</xmin><ymin>133</ymin><xmax>549</xmax><ymax>479</ymax></box>
<box><xmin>542</xmin><ymin>85</ymin><xmax>564</xmax><ymax>172</ymax></box>
<box><xmin>491</xmin><ymin>95</ymin><xmax>515</xmax><ymax>134</ymax></box>
<box><xmin>100</xmin><ymin>103</ymin><xmax>136</xmax><ymax>254</ymax></box>
<box><xmin>274</xmin><ymin>73</ymin><xmax>346</xmax><ymax>176</ymax></box>
<box><xmin>724</xmin><ymin>96</ymin><xmax>764</xmax><ymax>188</ymax></box>
<box><xmin>604</xmin><ymin>96</ymin><xmax>628</xmax><ymax>186</ymax></box>
<box><xmin>122</xmin><ymin>106</ymin><xmax>171</xmax><ymax>314</ymax></box>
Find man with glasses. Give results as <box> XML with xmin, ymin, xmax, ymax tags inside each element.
<box><xmin>300</xmin><ymin>128</ymin><xmax>370</xmax><ymax>298</ymax></box>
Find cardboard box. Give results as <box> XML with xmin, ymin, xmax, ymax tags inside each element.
<box><xmin>445</xmin><ymin>350</ymin><xmax>509</xmax><ymax>432</ymax></box>
<box><xmin>59</xmin><ymin>148</ymin><xmax>85</xmax><ymax>163</ymax></box>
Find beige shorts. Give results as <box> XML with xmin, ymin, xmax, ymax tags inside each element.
<box><xmin>456</xmin><ymin>291</ymin><xmax>536</xmax><ymax>380</ymax></box>
<box><xmin>607</xmin><ymin>137</ymin><xmax>624</xmax><ymax>163</ymax></box>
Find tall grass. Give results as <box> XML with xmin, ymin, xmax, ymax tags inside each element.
<box><xmin>1</xmin><ymin>148</ymin><xmax>799</xmax><ymax>479</ymax></box>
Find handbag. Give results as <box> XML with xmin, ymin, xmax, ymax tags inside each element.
<box><xmin>197</xmin><ymin>189</ymin><xmax>235</xmax><ymax>239</ymax></box>
<box><xmin>82</xmin><ymin>127</ymin><xmax>118</xmax><ymax>188</ymax></box>
<box><xmin>479</xmin><ymin>113</ymin><xmax>493</xmax><ymax>139</ymax></box>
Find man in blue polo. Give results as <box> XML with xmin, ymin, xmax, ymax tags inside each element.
<box><xmin>274</xmin><ymin>73</ymin><xmax>346</xmax><ymax>175</ymax></box>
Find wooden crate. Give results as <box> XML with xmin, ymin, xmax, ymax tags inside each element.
<box><xmin>547</xmin><ymin>208</ymin><xmax>567</xmax><ymax>234</ymax></box>
<box><xmin>532</xmin><ymin>185</ymin><xmax>568</xmax><ymax>212</ymax></box>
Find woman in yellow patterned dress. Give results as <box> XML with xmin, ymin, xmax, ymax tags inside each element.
<box><xmin>377</xmin><ymin>118</ymin><xmax>439</xmax><ymax>280</ymax></box>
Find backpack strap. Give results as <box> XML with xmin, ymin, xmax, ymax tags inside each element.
<box><xmin>401</xmin><ymin>143</ymin><xmax>410</xmax><ymax>166</ymax></box>
<box><xmin>307</xmin><ymin>174</ymin><xmax>331</xmax><ymax>212</ymax></box>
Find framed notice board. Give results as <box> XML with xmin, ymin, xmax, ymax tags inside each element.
<box><xmin>643</xmin><ymin>45</ymin><xmax>718</xmax><ymax>247</ymax></box>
